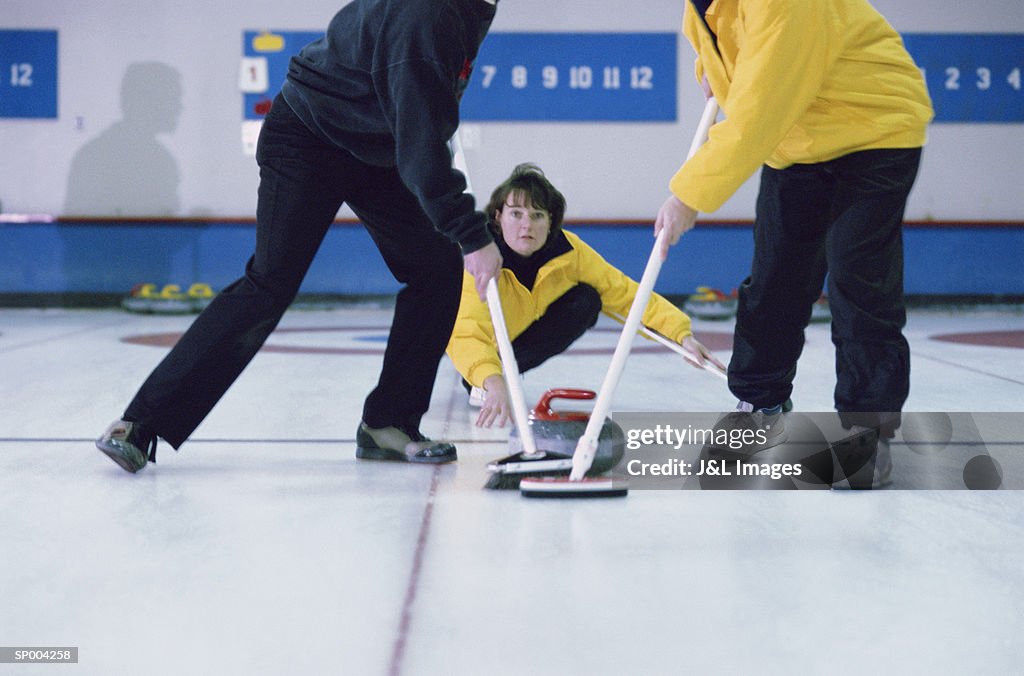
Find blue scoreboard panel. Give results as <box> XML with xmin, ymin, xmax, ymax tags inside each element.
<box><xmin>241</xmin><ymin>31</ymin><xmax>676</xmax><ymax>122</ymax></box>
<box><xmin>238</xmin><ymin>31</ymin><xmax>1021</xmax><ymax>124</ymax></box>
<box><xmin>242</xmin><ymin>31</ymin><xmax>323</xmax><ymax>120</ymax></box>
<box><xmin>903</xmin><ymin>33</ymin><xmax>1023</xmax><ymax>123</ymax></box>
<box><xmin>0</xmin><ymin>29</ymin><xmax>58</xmax><ymax>119</ymax></box>
<box><xmin>459</xmin><ymin>33</ymin><xmax>678</xmax><ymax>121</ymax></box>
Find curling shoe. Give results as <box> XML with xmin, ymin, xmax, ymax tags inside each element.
<box><xmin>96</xmin><ymin>419</ymin><xmax>157</xmax><ymax>473</ymax></box>
<box><xmin>733</xmin><ymin>401</ymin><xmax>786</xmax><ymax>454</ymax></box>
<box><xmin>355</xmin><ymin>423</ymin><xmax>457</xmax><ymax>464</ymax></box>
<box><xmin>705</xmin><ymin>399</ymin><xmax>791</xmax><ymax>458</ymax></box>
<box><xmin>832</xmin><ymin>437</ymin><xmax>893</xmax><ymax>490</ymax></box>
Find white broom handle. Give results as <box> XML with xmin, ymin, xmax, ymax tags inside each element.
<box><xmin>611</xmin><ymin>314</ymin><xmax>728</xmax><ymax>380</ymax></box>
<box><xmin>450</xmin><ymin>130</ymin><xmax>540</xmax><ymax>458</ymax></box>
<box><xmin>451</xmin><ymin>130</ymin><xmax>474</xmax><ymax>194</ymax></box>
<box><xmin>568</xmin><ymin>230</ymin><xmax>668</xmax><ymax>479</ymax></box>
<box><xmin>637</xmin><ymin>324</ymin><xmax>727</xmax><ymax>379</ymax></box>
<box><xmin>688</xmin><ymin>96</ymin><xmax>720</xmax><ymax>160</ymax></box>
<box><xmin>570</xmin><ymin>97</ymin><xmax>719</xmax><ymax>480</ymax></box>
<box><xmin>485</xmin><ymin>279</ymin><xmax>540</xmax><ymax>457</ymax></box>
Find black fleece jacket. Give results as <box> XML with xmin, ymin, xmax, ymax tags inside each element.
<box><xmin>281</xmin><ymin>0</ymin><xmax>497</xmax><ymax>254</ymax></box>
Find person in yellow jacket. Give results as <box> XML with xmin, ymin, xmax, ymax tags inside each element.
<box><xmin>448</xmin><ymin>163</ymin><xmax>724</xmax><ymax>428</ymax></box>
<box><xmin>655</xmin><ymin>0</ymin><xmax>933</xmax><ymax>484</ymax></box>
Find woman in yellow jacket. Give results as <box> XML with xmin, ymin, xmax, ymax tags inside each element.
<box><xmin>447</xmin><ymin>163</ymin><xmax>724</xmax><ymax>428</ymax></box>
<box><xmin>656</xmin><ymin>0</ymin><xmax>933</xmax><ymax>454</ymax></box>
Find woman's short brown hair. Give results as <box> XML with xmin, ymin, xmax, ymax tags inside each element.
<box><xmin>484</xmin><ymin>163</ymin><xmax>566</xmax><ymax>240</ymax></box>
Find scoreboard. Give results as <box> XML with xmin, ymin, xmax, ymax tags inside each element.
<box><xmin>0</xmin><ymin>29</ymin><xmax>58</xmax><ymax>119</ymax></box>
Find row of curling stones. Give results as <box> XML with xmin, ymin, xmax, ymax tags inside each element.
<box><xmin>485</xmin><ymin>388</ymin><xmax>628</xmax><ymax>498</ymax></box>
<box><xmin>681</xmin><ymin>287</ymin><xmax>830</xmax><ymax>323</ymax></box>
<box><xmin>682</xmin><ymin>286</ymin><xmax>737</xmax><ymax>320</ymax></box>
<box><xmin>122</xmin><ymin>282</ymin><xmax>216</xmax><ymax>314</ymax></box>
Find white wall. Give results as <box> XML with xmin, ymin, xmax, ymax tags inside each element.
<box><xmin>1</xmin><ymin>0</ymin><xmax>1022</xmax><ymax>220</ymax></box>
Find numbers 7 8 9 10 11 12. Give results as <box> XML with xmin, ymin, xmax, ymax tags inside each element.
<box><xmin>477</xmin><ymin>64</ymin><xmax>656</xmax><ymax>91</ymax></box>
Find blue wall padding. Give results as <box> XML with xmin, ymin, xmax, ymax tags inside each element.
<box><xmin>1</xmin><ymin>220</ymin><xmax>1021</xmax><ymax>296</ymax></box>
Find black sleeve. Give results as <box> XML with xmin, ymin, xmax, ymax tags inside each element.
<box><xmin>376</xmin><ymin>56</ymin><xmax>492</xmax><ymax>254</ymax></box>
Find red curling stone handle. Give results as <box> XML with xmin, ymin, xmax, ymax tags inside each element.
<box><xmin>532</xmin><ymin>388</ymin><xmax>596</xmax><ymax>422</ymax></box>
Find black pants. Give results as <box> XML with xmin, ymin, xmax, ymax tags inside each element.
<box><xmin>463</xmin><ymin>283</ymin><xmax>601</xmax><ymax>391</ymax></box>
<box><xmin>728</xmin><ymin>147</ymin><xmax>922</xmax><ymax>414</ymax></box>
<box><xmin>124</xmin><ymin>95</ymin><xmax>463</xmax><ymax>447</ymax></box>
<box><xmin>515</xmin><ymin>283</ymin><xmax>602</xmax><ymax>372</ymax></box>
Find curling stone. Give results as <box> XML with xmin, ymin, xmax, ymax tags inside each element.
<box><xmin>121</xmin><ymin>282</ymin><xmax>159</xmax><ymax>313</ymax></box>
<box><xmin>149</xmin><ymin>284</ymin><xmax>193</xmax><ymax>314</ymax></box>
<box><xmin>508</xmin><ymin>388</ymin><xmax>625</xmax><ymax>475</ymax></box>
<box><xmin>682</xmin><ymin>286</ymin><xmax>738</xmax><ymax>320</ymax></box>
<box><xmin>187</xmin><ymin>282</ymin><xmax>216</xmax><ymax>312</ymax></box>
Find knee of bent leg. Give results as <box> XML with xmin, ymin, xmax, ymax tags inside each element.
<box><xmin>567</xmin><ymin>283</ymin><xmax>603</xmax><ymax>327</ymax></box>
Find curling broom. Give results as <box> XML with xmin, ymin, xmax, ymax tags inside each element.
<box><xmin>566</xmin><ymin>97</ymin><xmax>720</xmax><ymax>484</ymax></box>
<box><xmin>449</xmin><ymin>132</ymin><xmax>576</xmax><ymax>489</ymax></box>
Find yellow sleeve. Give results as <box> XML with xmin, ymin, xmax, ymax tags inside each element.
<box><xmin>672</xmin><ymin>0</ymin><xmax>835</xmax><ymax>212</ymax></box>
<box><xmin>445</xmin><ymin>272</ymin><xmax>504</xmax><ymax>388</ymax></box>
<box><xmin>568</xmin><ymin>231</ymin><xmax>692</xmax><ymax>344</ymax></box>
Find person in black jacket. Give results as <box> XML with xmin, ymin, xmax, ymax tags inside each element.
<box><xmin>96</xmin><ymin>0</ymin><xmax>503</xmax><ymax>473</ymax></box>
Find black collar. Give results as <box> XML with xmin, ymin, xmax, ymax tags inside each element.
<box><xmin>496</xmin><ymin>230</ymin><xmax>572</xmax><ymax>290</ymax></box>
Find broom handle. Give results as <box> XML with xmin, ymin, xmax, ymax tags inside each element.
<box><xmin>570</xmin><ymin>97</ymin><xmax>719</xmax><ymax>480</ymax></box>
<box><xmin>486</xmin><ymin>279</ymin><xmax>541</xmax><ymax>457</ymax></box>
<box><xmin>450</xmin><ymin>131</ymin><xmax>540</xmax><ymax>458</ymax></box>
<box><xmin>610</xmin><ymin>314</ymin><xmax>728</xmax><ymax>380</ymax></box>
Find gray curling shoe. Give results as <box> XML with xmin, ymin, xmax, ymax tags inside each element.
<box><xmin>355</xmin><ymin>423</ymin><xmax>457</xmax><ymax>464</ymax></box>
<box><xmin>96</xmin><ymin>419</ymin><xmax>157</xmax><ymax>473</ymax></box>
<box><xmin>832</xmin><ymin>436</ymin><xmax>893</xmax><ymax>490</ymax></box>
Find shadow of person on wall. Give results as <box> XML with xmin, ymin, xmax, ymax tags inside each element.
<box><xmin>61</xmin><ymin>62</ymin><xmax>202</xmax><ymax>304</ymax></box>
<box><xmin>64</xmin><ymin>61</ymin><xmax>183</xmax><ymax>216</ymax></box>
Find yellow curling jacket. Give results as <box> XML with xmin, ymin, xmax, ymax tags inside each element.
<box><xmin>672</xmin><ymin>0</ymin><xmax>934</xmax><ymax>213</ymax></box>
<box><xmin>447</xmin><ymin>229</ymin><xmax>693</xmax><ymax>388</ymax></box>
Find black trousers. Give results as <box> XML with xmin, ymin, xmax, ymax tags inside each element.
<box><xmin>124</xmin><ymin>95</ymin><xmax>463</xmax><ymax>447</ymax></box>
<box><xmin>728</xmin><ymin>147</ymin><xmax>922</xmax><ymax>414</ymax></box>
<box><xmin>463</xmin><ymin>283</ymin><xmax>602</xmax><ymax>391</ymax></box>
<box><xmin>514</xmin><ymin>283</ymin><xmax>602</xmax><ymax>372</ymax></box>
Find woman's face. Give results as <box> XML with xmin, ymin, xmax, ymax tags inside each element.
<box><xmin>496</xmin><ymin>192</ymin><xmax>551</xmax><ymax>257</ymax></box>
